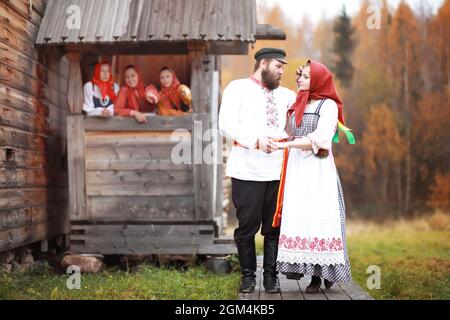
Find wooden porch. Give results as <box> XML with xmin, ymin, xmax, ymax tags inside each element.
<box><xmin>239</xmin><ymin>256</ymin><xmax>374</xmax><ymax>300</ymax></box>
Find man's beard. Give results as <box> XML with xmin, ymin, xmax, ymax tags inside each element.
<box><xmin>261</xmin><ymin>67</ymin><xmax>281</xmax><ymax>90</ymax></box>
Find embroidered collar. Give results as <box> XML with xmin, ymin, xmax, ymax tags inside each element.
<box><xmin>249</xmin><ymin>75</ymin><xmax>271</xmax><ymax>90</ymax></box>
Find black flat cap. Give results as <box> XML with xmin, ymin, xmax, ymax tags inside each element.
<box><xmin>254</xmin><ymin>47</ymin><xmax>287</xmax><ymax>64</ymax></box>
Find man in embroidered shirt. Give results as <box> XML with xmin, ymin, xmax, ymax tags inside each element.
<box><xmin>219</xmin><ymin>48</ymin><xmax>296</xmax><ymax>293</ymax></box>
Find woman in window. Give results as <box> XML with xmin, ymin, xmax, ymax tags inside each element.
<box><xmin>82</xmin><ymin>61</ymin><xmax>119</xmax><ymax>117</ymax></box>
<box><xmin>157</xmin><ymin>67</ymin><xmax>193</xmax><ymax>116</ymax></box>
<box><xmin>115</xmin><ymin>65</ymin><xmax>159</xmax><ymax>123</ymax></box>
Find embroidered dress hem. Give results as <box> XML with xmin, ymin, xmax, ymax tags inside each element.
<box><xmin>277</xmin><ymin>250</ymin><xmax>346</xmax><ymax>266</ymax></box>
<box><xmin>277</xmin><ymin>261</ymin><xmax>352</xmax><ymax>283</ymax></box>
<box><xmin>276</xmin><ymin>174</ymin><xmax>352</xmax><ymax>283</ymax></box>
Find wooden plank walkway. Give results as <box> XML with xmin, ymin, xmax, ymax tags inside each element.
<box><xmin>239</xmin><ymin>256</ymin><xmax>374</xmax><ymax>300</ymax></box>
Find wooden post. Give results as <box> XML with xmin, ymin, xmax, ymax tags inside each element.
<box><xmin>189</xmin><ymin>41</ymin><xmax>214</xmax><ymax>222</ymax></box>
<box><xmin>66</xmin><ymin>52</ymin><xmax>84</xmax><ymax>114</ymax></box>
<box><xmin>66</xmin><ymin>51</ymin><xmax>87</xmax><ymax>223</ymax></box>
<box><xmin>211</xmin><ymin>66</ymin><xmax>223</xmax><ymax>234</ymax></box>
<box><xmin>67</xmin><ymin>115</ymin><xmax>87</xmax><ymax>221</ymax></box>
<box><xmin>189</xmin><ymin>41</ymin><xmax>209</xmax><ymax>113</ymax></box>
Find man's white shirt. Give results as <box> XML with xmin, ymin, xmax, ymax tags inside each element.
<box><xmin>219</xmin><ymin>78</ymin><xmax>296</xmax><ymax>181</ymax></box>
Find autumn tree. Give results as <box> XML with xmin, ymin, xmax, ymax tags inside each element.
<box><xmin>312</xmin><ymin>17</ymin><xmax>334</xmax><ymax>67</ymax></box>
<box><xmin>361</xmin><ymin>104</ymin><xmax>406</xmax><ymax>213</ymax></box>
<box><xmin>332</xmin><ymin>6</ymin><xmax>355</xmax><ymax>87</ymax></box>
<box><xmin>385</xmin><ymin>2</ymin><xmax>423</xmax><ymax>214</ymax></box>
<box><xmin>221</xmin><ymin>0</ymin><xmax>449</xmax><ymax>218</ymax></box>
<box><xmin>427</xmin><ymin>173</ymin><xmax>450</xmax><ymax>211</ymax></box>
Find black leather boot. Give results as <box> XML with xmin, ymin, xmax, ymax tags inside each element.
<box><xmin>306</xmin><ymin>275</ymin><xmax>322</xmax><ymax>293</ymax></box>
<box><xmin>263</xmin><ymin>236</ymin><xmax>281</xmax><ymax>293</ymax></box>
<box><xmin>324</xmin><ymin>279</ymin><xmax>334</xmax><ymax>289</ymax></box>
<box><xmin>235</xmin><ymin>237</ymin><xmax>257</xmax><ymax>293</ymax></box>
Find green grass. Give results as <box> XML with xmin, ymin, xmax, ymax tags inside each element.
<box><xmin>1</xmin><ymin>213</ymin><xmax>448</xmax><ymax>300</ymax></box>
<box><xmin>0</xmin><ymin>264</ymin><xmax>239</xmax><ymax>300</ymax></box>
<box><xmin>346</xmin><ymin>216</ymin><xmax>450</xmax><ymax>300</ymax></box>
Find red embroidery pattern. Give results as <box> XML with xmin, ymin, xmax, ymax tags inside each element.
<box><xmin>279</xmin><ymin>234</ymin><xmax>343</xmax><ymax>252</ymax></box>
<box><xmin>263</xmin><ymin>88</ymin><xmax>279</xmax><ymax>128</ymax></box>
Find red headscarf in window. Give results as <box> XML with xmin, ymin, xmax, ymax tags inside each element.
<box><xmin>159</xmin><ymin>67</ymin><xmax>182</xmax><ymax>111</ymax></box>
<box><xmin>123</xmin><ymin>65</ymin><xmax>148</xmax><ymax>110</ymax></box>
<box><xmin>92</xmin><ymin>61</ymin><xmax>116</xmax><ymax>102</ymax></box>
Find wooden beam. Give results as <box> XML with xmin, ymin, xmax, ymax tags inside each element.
<box><xmin>86</xmin><ymin>195</ymin><xmax>195</xmax><ymax>221</ymax></box>
<box><xmin>66</xmin><ymin>52</ymin><xmax>84</xmax><ymax>114</ymax></box>
<box><xmin>189</xmin><ymin>49</ymin><xmax>210</xmax><ymax>114</ymax></box>
<box><xmin>43</xmin><ymin>40</ymin><xmax>253</xmax><ymax>56</ymax></box>
<box><xmin>255</xmin><ymin>24</ymin><xmax>286</xmax><ymax>40</ymax></box>
<box><xmin>0</xmin><ymin>221</ymin><xmax>49</xmax><ymax>252</ymax></box>
<box><xmin>69</xmin><ymin>223</ymin><xmax>237</xmax><ymax>255</ymax></box>
<box><xmin>70</xmin><ymin>243</ymin><xmax>237</xmax><ymax>255</ymax></box>
<box><xmin>83</xmin><ymin>115</ymin><xmax>193</xmax><ymax>131</ymax></box>
<box><xmin>0</xmin><ymin>206</ymin><xmax>48</xmax><ymax>230</ymax></box>
<box><xmin>59</xmin><ymin>42</ymin><xmax>190</xmax><ymax>55</ymax></box>
<box><xmin>67</xmin><ymin>115</ymin><xmax>87</xmax><ymax>221</ymax></box>
<box><xmin>191</xmin><ymin>113</ymin><xmax>214</xmax><ymax>223</ymax></box>
<box><xmin>189</xmin><ymin>47</ymin><xmax>215</xmax><ymax>223</ymax></box>
<box><xmin>210</xmin><ymin>69</ymin><xmax>224</xmax><ymax>233</ymax></box>
<box><xmin>207</xmin><ymin>42</ymin><xmax>249</xmax><ymax>55</ymax></box>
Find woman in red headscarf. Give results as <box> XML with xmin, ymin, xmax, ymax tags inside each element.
<box><xmin>83</xmin><ymin>61</ymin><xmax>119</xmax><ymax>117</ymax></box>
<box><xmin>115</xmin><ymin>65</ymin><xmax>159</xmax><ymax>123</ymax></box>
<box><xmin>157</xmin><ymin>67</ymin><xmax>193</xmax><ymax>116</ymax></box>
<box><xmin>272</xmin><ymin>60</ymin><xmax>355</xmax><ymax>293</ymax></box>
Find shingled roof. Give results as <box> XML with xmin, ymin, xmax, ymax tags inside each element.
<box><xmin>35</xmin><ymin>0</ymin><xmax>260</xmax><ymax>45</ymax></box>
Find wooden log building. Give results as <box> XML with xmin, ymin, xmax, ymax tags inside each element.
<box><xmin>0</xmin><ymin>0</ymin><xmax>285</xmax><ymax>257</ymax></box>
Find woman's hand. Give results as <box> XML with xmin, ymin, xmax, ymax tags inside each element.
<box><xmin>146</xmin><ymin>91</ymin><xmax>158</xmax><ymax>104</ymax></box>
<box><xmin>258</xmin><ymin>137</ymin><xmax>279</xmax><ymax>154</ymax></box>
<box><xmin>295</xmin><ymin>66</ymin><xmax>303</xmax><ymax>85</ymax></box>
<box><xmin>101</xmin><ymin>109</ymin><xmax>112</xmax><ymax>118</ymax></box>
<box><xmin>286</xmin><ymin>137</ymin><xmax>313</xmax><ymax>150</ymax></box>
<box><xmin>179</xmin><ymin>85</ymin><xmax>192</xmax><ymax>105</ymax></box>
<box><xmin>131</xmin><ymin>110</ymin><xmax>148</xmax><ymax>123</ymax></box>
<box><xmin>274</xmin><ymin>141</ymin><xmax>290</xmax><ymax>150</ymax></box>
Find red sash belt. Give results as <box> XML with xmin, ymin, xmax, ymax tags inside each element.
<box><xmin>272</xmin><ymin>147</ymin><xmax>290</xmax><ymax>228</ymax></box>
<box><xmin>232</xmin><ymin>138</ymin><xmax>287</xmax><ymax>150</ymax></box>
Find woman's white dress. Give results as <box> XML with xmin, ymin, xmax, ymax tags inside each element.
<box><xmin>82</xmin><ymin>81</ymin><xmax>119</xmax><ymax>116</ymax></box>
<box><xmin>276</xmin><ymin>99</ymin><xmax>352</xmax><ymax>283</ymax></box>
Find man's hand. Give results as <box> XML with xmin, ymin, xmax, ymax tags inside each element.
<box><xmin>296</xmin><ymin>66</ymin><xmax>303</xmax><ymax>88</ymax></box>
<box><xmin>146</xmin><ymin>91</ymin><xmax>158</xmax><ymax>104</ymax></box>
<box><xmin>258</xmin><ymin>137</ymin><xmax>279</xmax><ymax>154</ymax></box>
<box><xmin>131</xmin><ymin>110</ymin><xmax>148</xmax><ymax>123</ymax></box>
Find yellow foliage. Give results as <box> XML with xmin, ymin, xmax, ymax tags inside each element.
<box><xmin>427</xmin><ymin>210</ymin><xmax>450</xmax><ymax>231</ymax></box>
<box><xmin>427</xmin><ymin>173</ymin><xmax>450</xmax><ymax>211</ymax></box>
<box><xmin>361</xmin><ymin>104</ymin><xmax>405</xmax><ymax>177</ymax></box>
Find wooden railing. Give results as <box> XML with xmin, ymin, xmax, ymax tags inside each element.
<box><xmin>83</xmin><ymin>114</ymin><xmax>194</xmax><ymax>131</ymax></box>
<box><xmin>67</xmin><ymin>113</ymin><xmax>214</xmax><ymax>224</ymax></box>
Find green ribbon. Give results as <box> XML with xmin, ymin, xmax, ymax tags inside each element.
<box><xmin>333</xmin><ymin>121</ymin><xmax>356</xmax><ymax>145</ymax></box>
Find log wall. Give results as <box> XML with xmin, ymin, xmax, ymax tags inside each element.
<box><xmin>0</xmin><ymin>0</ymin><xmax>69</xmax><ymax>252</ymax></box>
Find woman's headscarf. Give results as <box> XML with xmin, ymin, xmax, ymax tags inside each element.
<box><xmin>288</xmin><ymin>59</ymin><xmax>345</xmax><ymax>127</ymax></box>
<box><xmin>159</xmin><ymin>67</ymin><xmax>182</xmax><ymax>110</ymax></box>
<box><xmin>123</xmin><ymin>65</ymin><xmax>147</xmax><ymax>110</ymax></box>
<box><xmin>92</xmin><ymin>61</ymin><xmax>116</xmax><ymax>102</ymax></box>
